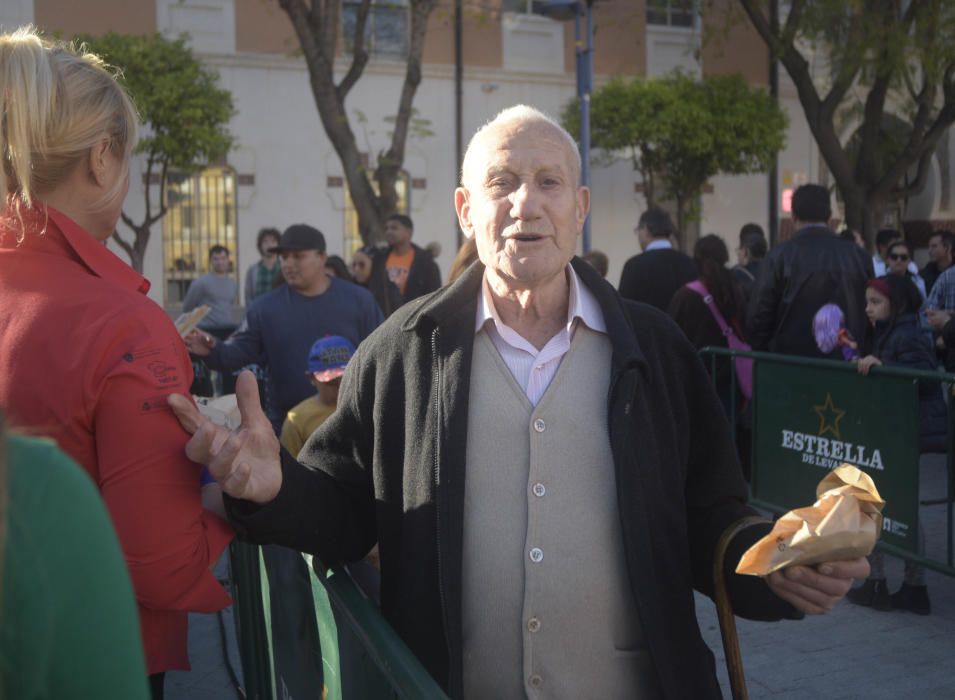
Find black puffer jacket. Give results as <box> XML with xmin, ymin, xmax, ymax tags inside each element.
<box><xmin>747</xmin><ymin>226</ymin><xmax>873</xmax><ymax>357</ymax></box>
<box><xmin>871</xmin><ymin>313</ymin><xmax>947</xmax><ymax>452</ymax></box>
<box><xmin>225</xmin><ymin>258</ymin><xmax>797</xmax><ymax>699</ymax></box>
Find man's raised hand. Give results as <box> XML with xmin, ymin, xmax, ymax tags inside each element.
<box><xmin>168</xmin><ymin>370</ymin><xmax>283</xmax><ymax>504</ymax></box>
<box><xmin>184</xmin><ymin>329</ymin><xmax>216</xmax><ymax>357</ymax></box>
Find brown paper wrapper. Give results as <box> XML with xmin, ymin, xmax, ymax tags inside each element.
<box><xmin>736</xmin><ymin>464</ymin><xmax>885</xmax><ymax>576</ymax></box>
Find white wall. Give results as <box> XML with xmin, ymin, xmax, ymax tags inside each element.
<box><xmin>0</xmin><ymin>0</ymin><xmax>33</xmax><ymax>33</ymax></box>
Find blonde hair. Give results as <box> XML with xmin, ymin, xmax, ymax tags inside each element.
<box><xmin>0</xmin><ymin>27</ymin><xmax>138</xmax><ymax>233</ymax></box>
<box><xmin>460</xmin><ymin>104</ymin><xmax>581</xmax><ymax>188</ymax></box>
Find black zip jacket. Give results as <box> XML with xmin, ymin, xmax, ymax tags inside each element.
<box><xmin>747</xmin><ymin>225</ymin><xmax>873</xmax><ymax>357</ymax></box>
<box><xmin>225</xmin><ymin>258</ymin><xmax>797</xmax><ymax>699</ymax></box>
<box><xmin>386</xmin><ymin>242</ymin><xmax>442</xmax><ymax>303</ymax></box>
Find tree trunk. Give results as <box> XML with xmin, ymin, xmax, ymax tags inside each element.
<box><xmin>112</xmin><ymin>225</ymin><xmax>149</xmax><ymax>273</ymax></box>
<box><xmin>281</xmin><ymin>0</ymin><xmax>437</xmax><ymax>246</ymax></box>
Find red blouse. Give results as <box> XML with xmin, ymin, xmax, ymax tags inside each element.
<box><xmin>0</xmin><ymin>205</ymin><xmax>233</xmax><ymax>674</ymax></box>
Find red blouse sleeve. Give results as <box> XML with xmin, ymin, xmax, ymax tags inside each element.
<box><xmin>92</xmin><ymin>315</ymin><xmax>233</xmax><ymax>613</ymax></box>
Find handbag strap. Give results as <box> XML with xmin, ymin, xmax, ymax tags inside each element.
<box><xmin>686</xmin><ymin>280</ymin><xmax>737</xmax><ymax>339</ymax></box>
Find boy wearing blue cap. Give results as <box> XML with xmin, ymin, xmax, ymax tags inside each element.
<box><xmin>280</xmin><ymin>335</ymin><xmax>356</xmax><ymax>457</ymax></box>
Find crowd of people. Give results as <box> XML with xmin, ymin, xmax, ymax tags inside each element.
<box><xmin>0</xmin><ymin>27</ymin><xmax>940</xmax><ymax>700</ymax></box>
<box><xmin>616</xmin><ymin>187</ymin><xmax>949</xmax><ymax>617</ymax></box>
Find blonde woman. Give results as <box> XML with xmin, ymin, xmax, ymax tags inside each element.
<box><xmin>0</xmin><ymin>29</ymin><xmax>232</xmax><ymax>698</ymax></box>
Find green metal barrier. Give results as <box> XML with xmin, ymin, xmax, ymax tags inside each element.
<box><xmin>700</xmin><ymin>346</ymin><xmax>955</xmax><ymax>578</ymax></box>
<box><xmin>229</xmin><ymin>542</ymin><xmax>448</xmax><ymax>699</ymax></box>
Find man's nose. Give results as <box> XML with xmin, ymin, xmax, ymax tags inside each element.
<box><xmin>509</xmin><ymin>182</ymin><xmax>541</xmax><ymax>219</ymax></box>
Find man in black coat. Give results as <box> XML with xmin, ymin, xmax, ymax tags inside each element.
<box><xmin>747</xmin><ymin>184</ymin><xmax>873</xmax><ymax>357</ymax></box>
<box><xmin>171</xmin><ymin>109</ymin><xmax>868</xmax><ymax>699</ymax></box>
<box><xmin>618</xmin><ymin>207</ymin><xmax>697</xmax><ymax>311</ymax></box>
<box><xmin>921</xmin><ymin>229</ymin><xmax>955</xmax><ymax>295</ymax></box>
<box><xmin>732</xmin><ymin>222</ymin><xmax>768</xmax><ymax>306</ymax></box>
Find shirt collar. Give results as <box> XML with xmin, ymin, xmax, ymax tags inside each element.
<box><xmin>6</xmin><ymin>205</ymin><xmax>151</xmax><ymax>295</ymax></box>
<box><xmin>644</xmin><ymin>238</ymin><xmax>673</xmax><ymax>251</ymax></box>
<box><xmin>475</xmin><ymin>264</ymin><xmax>607</xmax><ymax>337</ymax></box>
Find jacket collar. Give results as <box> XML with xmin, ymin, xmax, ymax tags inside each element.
<box><xmin>793</xmin><ymin>223</ymin><xmax>834</xmax><ymax>238</ymax></box>
<box><xmin>1</xmin><ymin>204</ymin><xmax>150</xmax><ymax>295</ymax></box>
<box><xmin>403</xmin><ymin>255</ymin><xmax>648</xmax><ymax>376</ymax></box>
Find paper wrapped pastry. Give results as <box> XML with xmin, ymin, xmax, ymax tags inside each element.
<box><xmin>175</xmin><ymin>305</ymin><xmax>211</xmax><ymax>338</ymax></box>
<box><xmin>736</xmin><ymin>465</ymin><xmax>884</xmax><ymax>576</ymax></box>
<box><xmin>194</xmin><ymin>394</ymin><xmax>240</xmax><ymax>430</ymax></box>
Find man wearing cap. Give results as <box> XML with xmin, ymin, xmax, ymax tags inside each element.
<box><xmin>186</xmin><ymin>224</ymin><xmax>382</xmax><ymax>431</ymax></box>
<box><xmin>280</xmin><ymin>336</ymin><xmax>355</xmax><ymax>457</ymax></box>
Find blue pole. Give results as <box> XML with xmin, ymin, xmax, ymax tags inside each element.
<box><xmin>579</xmin><ymin>2</ymin><xmax>593</xmax><ymax>252</ymax></box>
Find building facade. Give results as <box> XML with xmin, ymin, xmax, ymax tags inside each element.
<box><xmin>4</xmin><ymin>0</ymin><xmax>952</xmax><ymax>308</ymax></box>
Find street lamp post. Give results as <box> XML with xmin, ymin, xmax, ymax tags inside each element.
<box><xmin>534</xmin><ymin>0</ymin><xmax>594</xmax><ymax>253</ymax></box>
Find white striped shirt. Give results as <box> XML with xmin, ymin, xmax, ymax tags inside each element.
<box><xmin>475</xmin><ymin>266</ymin><xmax>607</xmax><ymax>406</ymax></box>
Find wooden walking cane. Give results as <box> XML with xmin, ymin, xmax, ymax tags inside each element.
<box><xmin>713</xmin><ymin>516</ymin><xmax>772</xmax><ymax>700</ymax></box>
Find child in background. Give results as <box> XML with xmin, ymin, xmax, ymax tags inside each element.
<box><xmin>280</xmin><ymin>336</ymin><xmax>356</xmax><ymax>457</ymax></box>
<box><xmin>849</xmin><ymin>275</ymin><xmax>943</xmax><ymax>614</ymax></box>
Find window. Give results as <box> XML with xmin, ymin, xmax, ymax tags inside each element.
<box><xmin>343</xmin><ymin>170</ymin><xmax>410</xmax><ymax>257</ymax></box>
<box><xmin>343</xmin><ymin>0</ymin><xmax>409</xmax><ymax>59</ymax></box>
<box><xmin>162</xmin><ymin>166</ymin><xmax>238</xmax><ymax>305</ymax></box>
<box><xmin>502</xmin><ymin>0</ymin><xmax>534</xmax><ymax>11</ymax></box>
<box><xmin>647</xmin><ymin>0</ymin><xmax>695</xmax><ymax>28</ymax></box>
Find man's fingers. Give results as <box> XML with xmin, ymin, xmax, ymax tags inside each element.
<box><xmin>184</xmin><ymin>418</ymin><xmax>221</xmax><ymax>464</ymax></box>
<box><xmin>817</xmin><ymin>557</ymin><xmax>870</xmax><ymax>580</ymax></box>
<box><xmin>235</xmin><ymin>371</ymin><xmax>268</xmax><ymax>428</ymax></box>
<box><xmin>168</xmin><ymin>393</ymin><xmax>203</xmax><ymax>434</ymax></box>
<box><xmin>208</xmin><ymin>429</ymin><xmax>249</xmax><ymax>493</ymax></box>
<box><xmin>222</xmin><ymin>460</ymin><xmax>254</xmax><ymax>500</ymax></box>
<box><xmin>767</xmin><ymin>561</ymin><xmax>864</xmax><ymax>615</ymax></box>
<box><xmin>768</xmin><ymin>569</ymin><xmax>839</xmax><ymax>614</ymax></box>
<box><xmin>767</xmin><ymin>581</ymin><xmax>830</xmax><ymax>615</ymax></box>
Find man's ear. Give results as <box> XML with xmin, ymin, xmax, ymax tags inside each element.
<box><xmin>455</xmin><ymin>187</ymin><xmax>474</xmax><ymax>239</ymax></box>
<box><xmin>576</xmin><ymin>185</ymin><xmax>590</xmax><ymax>231</ymax></box>
<box><xmin>87</xmin><ymin>138</ymin><xmax>112</xmax><ymax>188</ymax></box>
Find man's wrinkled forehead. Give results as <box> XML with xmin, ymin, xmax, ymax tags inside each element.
<box><xmin>464</xmin><ymin>121</ymin><xmax>579</xmax><ymax>187</ymax></box>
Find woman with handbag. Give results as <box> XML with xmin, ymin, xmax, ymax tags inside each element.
<box><xmin>668</xmin><ymin>234</ymin><xmax>753</xmax><ymax>477</ymax></box>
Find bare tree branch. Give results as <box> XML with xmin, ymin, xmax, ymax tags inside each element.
<box><xmin>111</xmin><ymin>229</ymin><xmax>135</xmax><ymax>259</ymax></box>
<box><xmin>893</xmin><ymin>148</ymin><xmax>936</xmax><ymax>199</ymax></box>
<box><xmin>143</xmin><ymin>153</ymin><xmax>155</xmax><ymax>223</ymax></box>
<box><xmin>338</xmin><ymin>0</ymin><xmax>371</xmax><ymax>99</ymax></box>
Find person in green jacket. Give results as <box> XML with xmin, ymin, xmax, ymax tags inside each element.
<box><xmin>0</xmin><ymin>416</ymin><xmax>149</xmax><ymax>700</ymax></box>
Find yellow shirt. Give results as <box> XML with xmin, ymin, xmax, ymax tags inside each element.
<box><xmin>280</xmin><ymin>395</ymin><xmax>336</xmax><ymax>457</ymax></box>
<box><xmin>386</xmin><ymin>248</ymin><xmax>416</xmax><ymax>296</ymax></box>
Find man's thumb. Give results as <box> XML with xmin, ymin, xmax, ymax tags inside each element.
<box><xmin>235</xmin><ymin>370</ymin><xmax>266</xmax><ymax>425</ymax></box>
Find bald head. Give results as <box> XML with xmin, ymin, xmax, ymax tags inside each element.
<box><xmin>461</xmin><ymin>105</ymin><xmax>581</xmax><ymax>190</ymax></box>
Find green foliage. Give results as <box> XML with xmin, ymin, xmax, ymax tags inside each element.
<box><xmin>80</xmin><ymin>33</ymin><xmax>235</xmax><ymax>174</ymax></box>
<box><xmin>563</xmin><ymin>71</ymin><xmax>787</xmax><ymax>229</ymax></box>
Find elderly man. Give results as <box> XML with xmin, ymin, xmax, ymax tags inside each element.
<box><xmin>171</xmin><ymin>106</ymin><xmax>867</xmax><ymax>698</ymax></box>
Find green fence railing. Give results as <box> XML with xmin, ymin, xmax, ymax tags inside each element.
<box><xmin>700</xmin><ymin>346</ymin><xmax>955</xmax><ymax>578</ymax></box>
<box><xmin>229</xmin><ymin>541</ymin><xmax>448</xmax><ymax>700</ymax></box>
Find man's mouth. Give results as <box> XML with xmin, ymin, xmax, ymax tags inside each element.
<box><xmin>509</xmin><ymin>233</ymin><xmax>544</xmax><ymax>243</ymax></box>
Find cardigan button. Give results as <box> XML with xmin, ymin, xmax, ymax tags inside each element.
<box><xmin>527</xmin><ymin>617</ymin><xmax>541</xmax><ymax>633</ymax></box>
<box><xmin>532</xmin><ymin>482</ymin><xmax>546</xmax><ymax>497</ymax></box>
<box><xmin>529</xmin><ymin>547</ymin><xmax>544</xmax><ymax>563</ymax></box>
<box><xmin>529</xmin><ymin>674</ymin><xmax>543</xmax><ymax>689</ymax></box>
<box><xmin>533</xmin><ymin>418</ymin><xmax>546</xmax><ymax>433</ymax></box>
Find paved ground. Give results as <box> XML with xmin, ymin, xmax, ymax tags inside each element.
<box><xmin>168</xmin><ymin>455</ymin><xmax>955</xmax><ymax>699</ymax></box>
